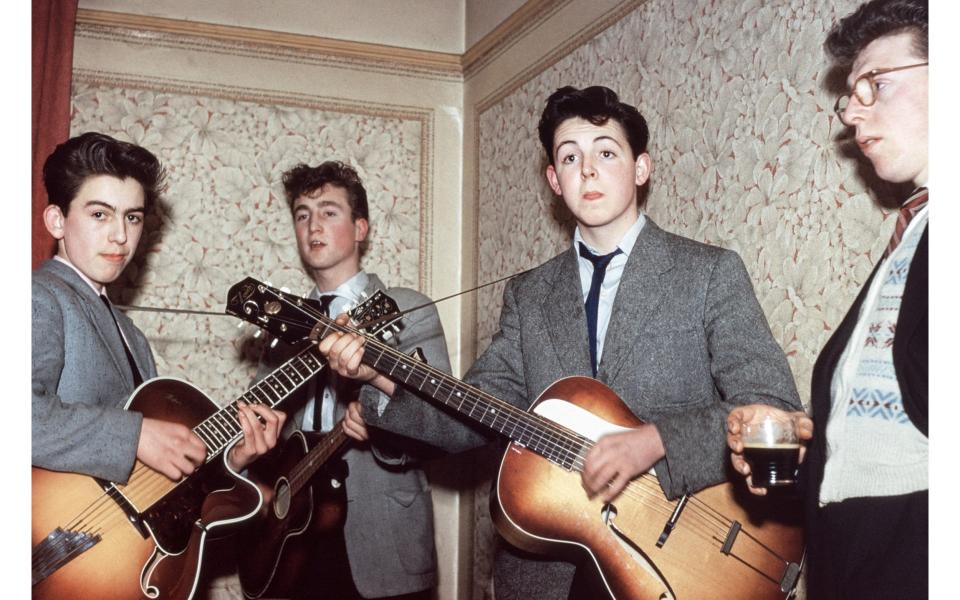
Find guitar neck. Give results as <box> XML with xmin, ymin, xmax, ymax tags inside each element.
<box><xmin>288</xmin><ymin>425</ymin><xmax>349</xmax><ymax>497</ymax></box>
<box><xmin>314</xmin><ymin>321</ymin><xmax>588</xmax><ymax>472</ymax></box>
<box><xmin>193</xmin><ymin>346</ymin><xmax>327</xmax><ymax>459</ymax></box>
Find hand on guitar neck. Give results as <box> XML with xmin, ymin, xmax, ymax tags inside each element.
<box><xmin>227</xmin><ymin>401</ymin><xmax>288</xmax><ymax>470</ymax></box>
<box><xmin>319</xmin><ymin>312</ymin><xmax>397</xmax><ymax>396</ymax></box>
<box><xmin>136</xmin><ymin>401</ymin><xmax>286</xmax><ymax>480</ymax></box>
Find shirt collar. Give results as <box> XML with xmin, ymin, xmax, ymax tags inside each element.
<box><xmin>573</xmin><ymin>212</ymin><xmax>646</xmax><ymax>257</ymax></box>
<box><xmin>311</xmin><ymin>270</ymin><xmax>368</xmax><ymax>303</ymax></box>
<box><xmin>53</xmin><ymin>255</ymin><xmax>107</xmax><ymax>297</ymax></box>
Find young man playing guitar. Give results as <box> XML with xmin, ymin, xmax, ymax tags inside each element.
<box><xmin>33</xmin><ymin>132</ymin><xmax>284</xmax><ymax>487</ymax></box>
<box><xmin>32</xmin><ymin>133</ymin><xmax>286</xmax><ymax>598</ymax></box>
<box><xmin>319</xmin><ymin>86</ymin><xmax>803</xmax><ymax>599</ymax></box>
<box><xmin>251</xmin><ymin>160</ymin><xmax>452</xmax><ymax>600</ymax></box>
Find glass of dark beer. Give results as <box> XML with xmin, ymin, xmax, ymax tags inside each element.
<box><xmin>741</xmin><ymin>413</ymin><xmax>800</xmax><ymax>487</ymax></box>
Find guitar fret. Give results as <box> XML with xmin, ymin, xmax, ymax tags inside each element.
<box><xmin>363</xmin><ymin>341</ymin><xmax>589</xmax><ymax>471</ymax></box>
<box><xmin>194</xmin><ymin>423</ymin><xmax>217</xmax><ymax>450</ymax></box>
<box><xmin>277</xmin><ymin>368</ymin><xmax>300</xmax><ymax>387</ymax></box>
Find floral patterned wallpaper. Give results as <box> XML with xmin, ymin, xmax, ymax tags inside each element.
<box><xmin>71</xmin><ymin>76</ymin><xmax>430</xmax><ymax>404</ymax></box>
<box><xmin>476</xmin><ymin>0</ymin><xmax>894</xmax><ymax>408</ymax></box>
<box><xmin>471</xmin><ymin>0</ymin><xmax>899</xmax><ymax>598</ymax></box>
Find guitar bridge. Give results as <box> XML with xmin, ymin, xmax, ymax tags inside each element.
<box><xmin>656</xmin><ymin>494</ymin><xmax>689</xmax><ymax>548</ymax></box>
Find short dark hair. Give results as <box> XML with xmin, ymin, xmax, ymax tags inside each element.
<box><xmin>281</xmin><ymin>160</ymin><xmax>369</xmax><ymax>221</ymax></box>
<box><xmin>43</xmin><ymin>132</ymin><xmax>166</xmax><ymax>215</ymax></box>
<box><xmin>826</xmin><ymin>0</ymin><xmax>927</xmax><ymax>65</ymax></box>
<box><xmin>537</xmin><ymin>86</ymin><xmax>649</xmax><ymax>166</ymax></box>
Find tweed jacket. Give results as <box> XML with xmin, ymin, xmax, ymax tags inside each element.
<box><xmin>363</xmin><ymin>218</ymin><xmax>801</xmax><ymax>598</ymax></box>
<box><xmin>32</xmin><ymin>259</ymin><xmax>158</xmax><ymax>484</ymax></box>
<box><xmin>254</xmin><ymin>273</ymin><xmax>451</xmax><ymax>599</ymax></box>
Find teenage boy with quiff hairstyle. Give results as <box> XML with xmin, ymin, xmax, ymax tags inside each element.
<box><xmin>252</xmin><ymin>160</ymin><xmax>452</xmax><ymax>599</ymax></box>
<box><xmin>33</xmin><ymin>131</ymin><xmax>284</xmax><ymax>485</ymax></box>
<box><xmin>319</xmin><ymin>87</ymin><xmax>801</xmax><ymax>599</ymax></box>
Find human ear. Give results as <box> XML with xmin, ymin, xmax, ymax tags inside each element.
<box><xmin>545</xmin><ymin>165</ymin><xmax>562</xmax><ymax>196</ymax></box>
<box><xmin>634</xmin><ymin>153</ymin><xmax>652</xmax><ymax>186</ymax></box>
<box><xmin>43</xmin><ymin>205</ymin><xmax>66</xmax><ymax>240</ymax></box>
<box><xmin>354</xmin><ymin>217</ymin><xmax>369</xmax><ymax>243</ymax></box>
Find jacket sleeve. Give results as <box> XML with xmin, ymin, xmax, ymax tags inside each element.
<box><xmin>31</xmin><ymin>280</ymin><xmax>142</xmax><ymax>484</ymax></box>
<box><xmin>653</xmin><ymin>250</ymin><xmax>802</xmax><ymax>497</ymax></box>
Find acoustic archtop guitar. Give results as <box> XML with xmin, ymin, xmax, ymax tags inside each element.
<box><xmin>229</xmin><ymin>278</ymin><xmax>804</xmax><ymax>600</ymax></box>
<box><xmin>31</xmin><ymin>279</ymin><xmax>399</xmax><ymax>600</ymax></box>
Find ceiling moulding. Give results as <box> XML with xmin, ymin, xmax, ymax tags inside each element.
<box><xmin>475</xmin><ymin>0</ymin><xmax>645</xmax><ymax>113</ymax></box>
<box><xmin>74</xmin><ymin>8</ymin><xmax>464</xmax><ymax>82</ymax></box>
<box><xmin>462</xmin><ymin>0</ymin><xmax>570</xmax><ymax>78</ymax></box>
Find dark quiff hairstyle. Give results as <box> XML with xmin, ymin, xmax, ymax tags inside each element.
<box><xmin>281</xmin><ymin>160</ymin><xmax>369</xmax><ymax>222</ymax></box>
<box><xmin>43</xmin><ymin>132</ymin><xmax>166</xmax><ymax>215</ymax></box>
<box><xmin>825</xmin><ymin>0</ymin><xmax>927</xmax><ymax>64</ymax></box>
<box><xmin>537</xmin><ymin>85</ymin><xmax>649</xmax><ymax>166</ymax></box>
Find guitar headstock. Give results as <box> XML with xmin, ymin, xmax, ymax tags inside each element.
<box><xmin>225</xmin><ymin>277</ymin><xmax>402</xmax><ymax>345</ymax></box>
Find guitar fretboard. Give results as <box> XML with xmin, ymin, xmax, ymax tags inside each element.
<box><xmin>314</xmin><ymin>318</ymin><xmax>591</xmax><ymax>472</ymax></box>
<box><xmin>192</xmin><ymin>346</ymin><xmax>326</xmax><ymax>459</ymax></box>
<box><xmin>288</xmin><ymin>426</ymin><xmax>349</xmax><ymax>496</ymax></box>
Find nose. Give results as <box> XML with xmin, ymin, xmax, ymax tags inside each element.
<box><xmin>580</xmin><ymin>157</ymin><xmax>597</xmax><ymax>179</ymax></box>
<box><xmin>841</xmin><ymin>94</ymin><xmax>870</xmax><ymax>127</ymax></box>
<box><xmin>108</xmin><ymin>215</ymin><xmax>128</xmax><ymax>245</ymax></box>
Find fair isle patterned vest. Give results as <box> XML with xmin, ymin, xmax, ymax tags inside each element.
<box><xmin>819</xmin><ymin>206</ymin><xmax>928</xmax><ymax>504</ymax></box>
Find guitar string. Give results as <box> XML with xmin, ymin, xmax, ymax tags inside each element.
<box><xmin>288</xmin><ymin>427</ymin><xmax>349</xmax><ymax>494</ymax></box>
<box><xmin>263</xmin><ymin>292</ymin><xmax>767</xmax><ymax>562</ymax></box>
<box><xmin>36</xmin><ymin>346</ymin><xmax>332</xmax><ymax>575</ymax></box>
<box><xmin>271</xmin><ymin>295</ymin><xmax>745</xmax><ymax>540</ymax></box>
<box><xmin>124</xmin><ymin>345</ymin><xmax>328</xmax><ymax>501</ymax></box>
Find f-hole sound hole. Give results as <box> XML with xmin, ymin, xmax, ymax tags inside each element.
<box><xmin>601</xmin><ymin>502</ymin><xmax>618</xmax><ymax>525</ymax></box>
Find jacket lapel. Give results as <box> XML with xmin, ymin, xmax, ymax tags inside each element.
<box><xmin>45</xmin><ymin>260</ymin><xmax>136</xmax><ymax>389</ymax></box>
<box><xmin>541</xmin><ymin>248</ymin><xmax>593</xmax><ymax>377</ymax></box>
<box><xmin>601</xmin><ymin>220</ymin><xmax>674</xmax><ymax>383</ymax></box>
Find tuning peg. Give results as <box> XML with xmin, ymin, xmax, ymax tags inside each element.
<box><xmin>252</xmin><ymin>329</ymin><xmax>263</xmax><ymax>339</ymax></box>
<box><xmin>270</xmin><ymin>338</ymin><xmax>279</xmax><ymax>348</ymax></box>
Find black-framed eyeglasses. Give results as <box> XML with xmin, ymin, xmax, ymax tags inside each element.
<box><xmin>833</xmin><ymin>62</ymin><xmax>928</xmax><ymax>123</ymax></box>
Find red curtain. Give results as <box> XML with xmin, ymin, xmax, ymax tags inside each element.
<box><xmin>32</xmin><ymin>0</ymin><xmax>78</xmax><ymax>268</ymax></box>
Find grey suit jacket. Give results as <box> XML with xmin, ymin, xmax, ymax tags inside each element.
<box><xmin>255</xmin><ymin>273</ymin><xmax>451</xmax><ymax>599</ymax></box>
<box><xmin>363</xmin><ymin>219</ymin><xmax>802</xmax><ymax>598</ymax></box>
<box><xmin>32</xmin><ymin>259</ymin><xmax>158</xmax><ymax>484</ymax></box>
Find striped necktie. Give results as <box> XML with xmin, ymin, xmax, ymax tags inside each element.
<box><xmin>884</xmin><ymin>188</ymin><xmax>928</xmax><ymax>258</ymax></box>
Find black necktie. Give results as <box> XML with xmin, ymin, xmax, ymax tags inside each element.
<box><xmin>99</xmin><ymin>294</ymin><xmax>143</xmax><ymax>387</ymax></box>
<box><xmin>312</xmin><ymin>294</ymin><xmax>336</xmax><ymax>431</ymax></box>
<box><xmin>578</xmin><ymin>242</ymin><xmax>622</xmax><ymax>378</ymax></box>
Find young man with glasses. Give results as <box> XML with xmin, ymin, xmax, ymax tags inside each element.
<box><xmin>727</xmin><ymin>1</ymin><xmax>928</xmax><ymax>597</ymax></box>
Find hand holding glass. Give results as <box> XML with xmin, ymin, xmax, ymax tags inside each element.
<box><xmin>741</xmin><ymin>413</ymin><xmax>800</xmax><ymax>487</ymax></box>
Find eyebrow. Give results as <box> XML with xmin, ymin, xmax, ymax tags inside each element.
<box><xmin>294</xmin><ymin>199</ymin><xmax>344</xmax><ymax>211</ymax></box>
<box><xmin>83</xmin><ymin>200</ymin><xmax>144</xmax><ymax>214</ymax></box>
<box><xmin>555</xmin><ymin>135</ymin><xmax>623</xmax><ymax>153</ymax></box>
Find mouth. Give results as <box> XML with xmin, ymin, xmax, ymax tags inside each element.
<box><xmin>309</xmin><ymin>240</ymin><xmax>326</xmax><ymax>250</ymax></box>
<box><xmin>856</xmin><ymin>135</ymin><xmax>880</xmax><ymax>154</ymax></box>
<box><xmin>582</xmin><ymin>191</ymin><xmax>604</xmax><ymax>201</ymax></box>
<box><xmin>100</xmin><ymin>253</ymin><xmax>128</xmax><ymax>264</ymax></box>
